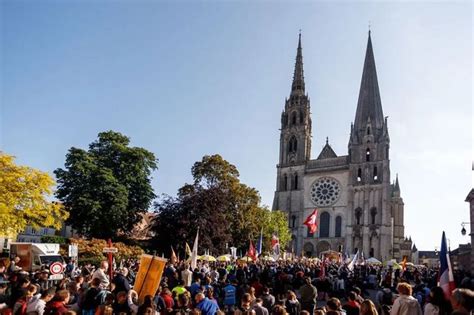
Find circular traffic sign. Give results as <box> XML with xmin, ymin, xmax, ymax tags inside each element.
<box><xmin>50</xmin><ymin>262</ymin><xmax>64</xmax><ymax>275</ymax></box>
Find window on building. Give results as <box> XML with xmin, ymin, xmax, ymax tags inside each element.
<box><xmin>294</xmin><ymin>174</ymin><xmax>298</xmax><ymax>190</ymax></box>
<box><xmin>367</xmin><ymin>126</ymin><xmax>371</xmax><ymax>135</ymax></box>
<box><xmin>370</xmin><ymin>248</ymin><xmax>374</xmax><ymax>257</ymax></box>
<box><xmin>292</xmin><ymin>112</ymin><xmax>297</xmax><ymax>125</ymax></box>
<box><xmin>320</xmin><ymin>212</ymin><xmax>330</xmax><ymax>237</ymax></box>
<box><xmin>373</xmin><ymin>166</ymin><xmax>378</xmax><ymax>181</ymax></box>
<box><xmin>283</xmin><ymin>174</ymin><xmax>288</xmax><ymax>191</ymax></box>
<box><xmin>355</xmin><ymin>208</ymin><xmax>362</xmax><ymax>225</ymax></box>
<box><xmin>370</xmin><ymin>207</ymin><xmax>377</xmax><ymax>225</ymax></box>
<box><xmin>289</xmin><ymin>136</ymin><xmax>297</xmax><ymax>153</ymax></box>
<box><xmin>300</xmin><ymin>111</ymin><xmax>304</xmax><ymax>123</ymax></box>
<box><xmin>366</xmin><ymin>148</ymin><xmax>371</xmax><ymax>162</ymax></box>
<box><xmin>357</xmin><ymin>168</ymin><xmax>362</xmax><ymax>182</ymax></box>
<box><xmin>291</xmin><ymin>215</ymin><xmax>296</xmax><ymax>228</ymax></box>
<box><xmin>335</xmin><ymin>216</ymin><xmax>342</xmax><ymax>237</ymax></box>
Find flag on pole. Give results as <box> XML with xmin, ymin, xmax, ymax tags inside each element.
<box><xmin>348</xmin><ymin>250</ymin><xmax>359</xmax><ymax>271</ymax></box>
<box><xmin>438</xmin><ymin>231</ymin><xmax>455</xmax><ymax>298</ymax></box>
<box><xmin>191</xmin><ymin>229</ymin><xmax>199</xmax><ymax>270</ymax></box>
<box><xmin>185</xmin><ymin>242</ymin><xmax>192</xmax><ymax>257</ymax></box>
<box><xmin>271</xmin><ymin>233</ymin><xmax>280</xmax><ymax>257</ymax></box>
<box><xmin>247</xmin><ymin>240</ymin><xmax>257</xmax><ymax>261</ymax></box>
<box><xmin>256</xmin><ymin>228</ymin><xmax>263</xmax><ymax>256</ymax></box>
<box><xmin>170</xmin><ymin>246</ymin><xmax>178</xmax><ymax>264</ymax></box>
<box><xmin>401</xmin><ymin>256</ymin><xmax>407</xmax><ymax>273</ymax></box>
<box><xmin>304</xmin><ymin>209</ymin><xmax>318</xmax><ymax>234</ymax></box>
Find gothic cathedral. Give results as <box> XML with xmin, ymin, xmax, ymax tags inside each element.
<box><xmin>272</xmin><ymin>32</ymin><xmax>413</xmax><ymax>261</ymax></box>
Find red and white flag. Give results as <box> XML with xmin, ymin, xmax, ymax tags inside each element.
<box><xmin>247</xmin><ymin>240</ymin><xmax>257</xmax><ymax>261</ymax></box>
<box><xmin>304</xmin><ymin>209</ymin><xmax>318</xmax><ymax>234</ymax></box>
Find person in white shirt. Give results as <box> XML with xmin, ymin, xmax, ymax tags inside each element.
<box><xmin>26</xmin><ymin>289</ymin><xmax>55</xmax><ymax>315</ymax></box>
<box><xmin>181</xmin><ymin>264</ymin><xmax>193</xmax><ymax>287</ymax></box>
<box><xmin>92</xmin><ymin>261</ymin><xmax>110</xmax><ymax>289</ymax></box>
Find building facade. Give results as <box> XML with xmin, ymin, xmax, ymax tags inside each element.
<box><xmin>272</xmin><ymin>32</ymin><xmax>411</xmax><ymax>261</ymax></box>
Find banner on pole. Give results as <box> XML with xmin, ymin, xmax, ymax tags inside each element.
<box><xmin>134</xmin><ymin>254</ymin><xmax>167</xmax><ymax>303</ymax></box>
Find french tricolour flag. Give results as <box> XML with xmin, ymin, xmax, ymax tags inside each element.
<box><xmin>438</xmin><ymin>231</ymin><xmax>456</xmax><ymax>298</ymax></box>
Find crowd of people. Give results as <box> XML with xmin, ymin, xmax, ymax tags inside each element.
<box><xmin>0</xmin><ymin>255</ymin><xmax>473</xmax><ymax>315</ymax></box>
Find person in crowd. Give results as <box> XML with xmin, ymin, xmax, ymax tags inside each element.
<box><xmin>112</xmin><ymin>268</ymin><xmax>131</xmax><ymax>295</ymax></box>
<box><xmin>92</xmin><ymin>262</ymin><xmax>109</xmax><ymax>290</ymax></box>
<box><xmin>299</xmin><ymin>278</ymin><xmax>317</xmax><ymax>313</ymax></box>
<box><xmin>252</xmin><ymin>298</ymin><xmax>268</xmax><ymax>315</ymax></box>
<box><xmin>44</xmin><ymin>290</ymin><xmax>70</xmax><ymax>315</ymax></box>
<box><xmin>343</xmin><ymin>291</ymin><xmax>360</xmax><ymax>315</ymax></box>
<box><xmin>26</xmin><ymin>288</ymin><xmax>55</xmax><ymax>315</ymax></box>
<box><xmin>260</xmin><ymin>287</ymin><xmax>274</xmax><ymax>312</ymax></box>
<box><xmin>284</xmin><ymin>291</ymin><xmax>301</xmax><ymax>315</ymax></box>
<box><xmin>326</xmin><ymin>297</ymin><xmax>346</xmax><ymax>315</ymax></box>
<box><xmin>81</xmin><ymin>278</ymin><xmax>102</xmax><ymax>315</ymax></box>
<box><xmin>389</xmin><ymin>282</ymin><xmax>422</xmax><ymax>315</ymax></box>
<box><xmin>194</xmin><ymin>293</ymin><xmax>218</xmax><ymax>315</ymax></box>
<box><xmin>360</xmin><ymin>300</ymin><xmax>378</xmax><ymax>315</ymax></box>
<box><xmin>423</xmin><ymin>286</ymin><xmax>452</xmax><ymax>315</ymax></box>
<box><xmin>450</xmin><ymin>288</ymin><xmax>474</xmax><ymax>315</ymax></box>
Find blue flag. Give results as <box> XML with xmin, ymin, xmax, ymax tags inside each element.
<box><xmin>256</xmin><ymin>228</ymin><xmax>263</xmax><ymax>256</ymax></box>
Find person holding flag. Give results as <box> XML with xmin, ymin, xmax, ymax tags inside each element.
<box><xmin>247</xmin><ymin>240</ymin><xmax>257</xmax><ymax>261</ymax></box>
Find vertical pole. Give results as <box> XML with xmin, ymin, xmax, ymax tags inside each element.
<box><xmin>107</xmin><ymin>239</ymin><xmax>113</xmax><ymax>281</ymax></box>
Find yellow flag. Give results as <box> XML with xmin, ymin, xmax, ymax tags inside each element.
<box><xmin>185</xmin><ymin>242</ymin><xmax>192</xmax><ymax>257</ymax></box>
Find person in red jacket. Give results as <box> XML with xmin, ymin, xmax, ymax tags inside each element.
<box><xmin>159</xmin><ymin>288</ymin><xmax>174</xmax><ymax>311</ymax></box>
<box><xmin>44</xmin><ymin>290</ymin><xmax>70</xmax><ymax>315</ymax></box>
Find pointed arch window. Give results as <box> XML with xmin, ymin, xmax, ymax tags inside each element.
<box><xmin>294</xmin><ymin>174</ymin><xmax>298</xmax><ymax>190</ymax></box>
<box><xmin>370</xmin><ymin>207</ymin><xmax>377</xmax><ymax>225</ymax></box>
<box><xmin>289</xmin><ymin>136</ymin><xmax>297</xmax><ymax>153</ymax></box>
<box><xmin>366</xmin><ymin>148</ymin><xmax>371</xmax><ymax>162</ymax></box>
<box><xmin>373</xmin><ymin>166</ymin><xmax>378</xmax><ymax>181</ymax></box>
<box><xmin>357</xmin><ymin>168</ymin><xmax>362</xmax><ymax>182</ymax></box>
<box><xmin>291</xmin><ymin>112</ymin><xmax>297</xmax><ymax>125</ymax></box>
<box><xmin>355</xmin><ymin>207</ymin><xmax>362</xmax><ymax>225</ymax></box>
<box><xmin>335</xmin><ymin>216</ymin><xmax>342</xmax><ymax>237</ymax></box>
<box><xmin>367</xmin><ymin>126</ymin><xmax>371</xmax><ymax>135</ymax></box>
<box><xmin>320</xmin><ymin>212</ymin><xmax>330</xmax><ymax>237</ymax></box>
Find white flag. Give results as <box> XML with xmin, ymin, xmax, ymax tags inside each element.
<box><xmin>348</xmin><ymin>249</ymin><xmax>359</xmax><ymax>271</ymax></box>
<box><xmin>190</xmin><ymin>228</ymin><xmax>199</xmax><ymax>270</ymax></box>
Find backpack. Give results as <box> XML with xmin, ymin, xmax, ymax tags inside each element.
<box><xmin>381</xmin><ymin>290</ymin><xmax>393</xmax><ymax>305</ymax></box>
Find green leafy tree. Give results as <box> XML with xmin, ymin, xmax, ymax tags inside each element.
<box><xmin>55</xmin><ymin>131</ymin><xmax>158</xmax><ymax>239</ymax></box>
<box><xmin>152</xmin><ymin>154</ymin><xmax>290</xmax><ymax>255</ymax></box>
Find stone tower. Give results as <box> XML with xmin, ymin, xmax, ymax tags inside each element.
<box><xmin>273</xmin><ymin>33</ymin><xmax>312</xmax><ymax>249</ymax></box>
<box><xmin>346</xmin><ymin>31</ymin><xmax>393</xmax><ymax>260</ymax></box>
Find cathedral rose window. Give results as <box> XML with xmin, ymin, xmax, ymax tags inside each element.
<box><xmin>310</xmin><ymin>177</ymin><xmax>341</xmax><ymax>206</ymax></box>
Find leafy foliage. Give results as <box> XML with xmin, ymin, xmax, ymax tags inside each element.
<box><xmin>68</xmin><ymin>238</ymin><xmax>144</xmax><ymax>266</ymax></box>
<box><xmin>152</xmin><ymin>154</ymin><xmax>290</xmax><ymax>255</ymax></box>
<box><xmin>0</xmin><ymin>153</ymin><xmax>68</xmax><ymax>237</ymax></box>
<box><xmin>54</xmin><ymin>131</ymin><xmax>158</xmax><ymax>239</ymax></box>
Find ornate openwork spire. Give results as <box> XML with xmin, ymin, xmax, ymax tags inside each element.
<box><xmin>291</xmin><ymin>31</ymin><xmax>305</xmax><ymax>96</ymax></box>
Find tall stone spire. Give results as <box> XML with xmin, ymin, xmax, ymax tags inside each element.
<box><xmin>354</xmin><ymin>31</ymin><xmax>384</xmax><ymax>131</ymax></box>
<box><xmin>291</xmin><ymin>31</ymin><xmax>305</xmax><ymax>95</ymax></box>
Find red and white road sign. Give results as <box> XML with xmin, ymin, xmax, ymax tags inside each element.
<box><xmin>50</xmin><ymin>262</ymin><xmax>64</xmax><ymax>275</ymax></box>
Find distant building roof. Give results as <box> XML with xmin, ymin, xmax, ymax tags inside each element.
<box><xmin>418</xmin><ymin>251</ymin><xmax>438</xmax><ymax>259</ymax></box>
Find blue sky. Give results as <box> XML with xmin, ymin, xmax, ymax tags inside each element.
<box><xmin>1</xmin><ymin>1</ymin><xmax>472</xmax><ymax>251</ymax></box>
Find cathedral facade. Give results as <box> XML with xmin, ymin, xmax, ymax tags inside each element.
<box><xmin>272</xmin><ymin>32</ymin><xmax>412</xmax><ymax>261</ymax></box>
